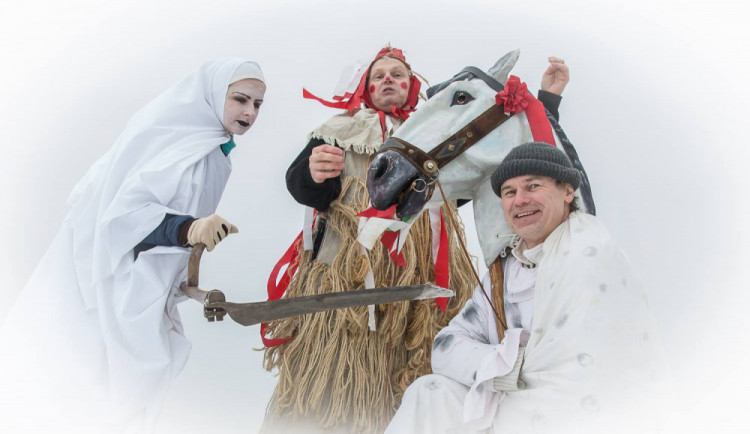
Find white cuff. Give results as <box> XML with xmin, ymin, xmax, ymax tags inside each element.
<box><xmin>493</xmin><ymin>347</ymin><xmax>525</xmax><ymax>391</ymax></box>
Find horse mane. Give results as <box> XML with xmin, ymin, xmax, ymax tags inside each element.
<box><xmin>546</xmin><ymin>111</ymin><xmax>597</xmax><ymax>215</ymax></box>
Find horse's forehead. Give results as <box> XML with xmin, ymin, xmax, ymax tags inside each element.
<box><xmin>403</xmin><ymin>79</ymin><xmax>496</xmax><ymax>131</ymax></box>
<box><xmin>393</xmin><ymin>78</ymin><xmax>500</xmax><ymax>155</ymax></box>
<box><xmin>431</xmin><ymin>78</ymin><xmax>495</xmax><ymax>99</ymax></box>
<box><xmin>412</xmin><ymin>80</ymin><xmax>496</xmax><ymax>122</ymax></box>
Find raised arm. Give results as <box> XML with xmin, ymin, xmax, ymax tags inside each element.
<box><xmin>538</xmin><ymin>56</ymin><xmax>569</xmax><ymax>121</ymax></box>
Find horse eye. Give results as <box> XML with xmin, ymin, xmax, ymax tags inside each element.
<box><xmin>451</xmin><ymin>91</ymin><xmax>474</xmax><ymax>106</ymax></box>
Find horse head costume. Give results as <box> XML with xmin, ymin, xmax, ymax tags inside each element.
<box><xmin>367</xmin><ymin>50</ymin><xmax>595</xmax><ymax>266</ymax></box>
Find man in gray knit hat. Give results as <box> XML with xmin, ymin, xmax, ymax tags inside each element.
<box><xmin>491</xmin><ymin>141</ymin><xmax>581</xmax><ymax>249</ymax></box>
<box><xmin>386</xmin><ymin>142</ymin><xmax>668</xmax><ymax>434</ymax></box>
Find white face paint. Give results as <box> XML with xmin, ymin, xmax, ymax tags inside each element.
<box><xmin>222</xmin><ymin>79</ymin><xmax>265</xmax><ymax>135</ymax></box>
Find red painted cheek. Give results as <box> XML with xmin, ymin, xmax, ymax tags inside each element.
<box><xmin>369</xmin><ymin>85</ymin><xmax>376</xmax><ymax>93</ymax></box>
<box><xmin>400</xmin><ymin>82</ymin><xmax>408</xmax><ymax>90</ymax></box>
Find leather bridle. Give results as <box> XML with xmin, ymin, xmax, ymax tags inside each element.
<box><xmin>376</xmin><ymin>67</ymin><xmax>514</xmax><ymax>197</ymax></box>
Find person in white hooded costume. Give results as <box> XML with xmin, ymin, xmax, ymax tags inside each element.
<box><xmin>386</xmin><ymin>142</ymin><xmax>670</xmax><ymax>434</ymax></box>
<box><xmin>0</xmin><ymin>58</ymin><xmax>265</xmax><ymax>433</ymax></box>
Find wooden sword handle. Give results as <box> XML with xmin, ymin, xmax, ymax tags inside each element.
<box><xmin>187</xmin><ymin>243</ymin><xmax>205</xmax><ymax>287</ymax></box>
<box><xmin>181</xmin><ymin>243</ymin><xmax>227</xmax><ymax>322</ymax></box>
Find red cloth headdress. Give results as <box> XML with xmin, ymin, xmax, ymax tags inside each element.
<box><xmin>302</xmin><ymin>45</ymin><xmax>422</xmax><ymax>126</ymax></box>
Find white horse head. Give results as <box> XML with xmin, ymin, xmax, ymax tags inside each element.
<box><xmin>367</xmin><ymin>50</ymin><xmax>594</xmax><ymax>266</ymax></box>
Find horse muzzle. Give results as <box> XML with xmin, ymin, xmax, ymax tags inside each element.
<box><xmin>367</xmin><ymin>149</ymin><xmax>433</xmax><ymax>218</ymax></box>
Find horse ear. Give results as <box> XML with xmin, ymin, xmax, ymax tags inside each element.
<box><xmin>487</xmin><ymin>49</ymin><xmax>520</xmax><ymax>85</ymax></box>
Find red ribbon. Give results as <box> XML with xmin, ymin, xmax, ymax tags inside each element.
<box><xmin>302</xmin><ymin>88</ymin><xmax>349</xmax><ymax>110</ymax></box>
<box><xmin>302</xmin><ymin>77</ymin><xmax>366</xmax><ymax>116</ymax></box>
<box><xmin>433</xmin><ymin>209</ymin><xmax>450</xmax><ymax>312</ymax></box>
<box><xmin>496</xmin><ymin>75</ymin><xmax>556</xmax><ymax>147</ymax></box>
<box><xmin>357</xmin><ymin>205</ymin><xmax>449</xmax><ymax>310</ymax></box>
<box><xmin>357</xmin><ymin>204</ymin><xmax>397</xmax><ymax>219</ymax></box>
<box><xmin>380</xmin><ymin>230</ymin><xmax>406</xmax><ymax>266</ymax></box>
<box><xmin>356</xmin><ymin>205</ymin><xmax>406</xmax><ymax>265</ymax></box>
<box><xmin>303</xmin><ymin>48</ymin><xmax>421</xmax><ymax>142</ymax></box>
<box><xmin>525</xmin><ymin>98</ymin><xmax>556</xmax><ymax>146</ymax></box>
<box><xmin>263</xmin><ymin>210</ymin><xmax>319</xmax><ymax>347</ymax></box>
<box><xmin>261</xmin><ymin>231</ymin><xmax>301</xmax><ymax>347</ymax></box>
<box><xmin>375</xmin><ymin>46</ymin><xmax>406</xmax><ymax>63</ymax></box>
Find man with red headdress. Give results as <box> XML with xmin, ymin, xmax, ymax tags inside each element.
<box><xmin>261</xmin><ymin>46</ymin><xmax>569</xmax><ymax>433</ymax></box>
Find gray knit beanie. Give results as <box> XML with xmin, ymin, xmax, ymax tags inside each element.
<box><xmin>491</xmin><ymin>142</ymin><xmax>581</xmax><ymax>197</ymax></box>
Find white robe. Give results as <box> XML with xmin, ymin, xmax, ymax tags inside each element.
<box><xmin>0</xmin><ymin>58</ymin><xmax>258</xmax><ymax>433</ymax></box>
<box><xmin>387</xmin><ymin>212</ymin><xmax>671</xmax><ymax>434</ymax></box>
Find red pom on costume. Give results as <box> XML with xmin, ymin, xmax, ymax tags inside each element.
<box><xmin>495</xmin><ymin>75</ymin><xmax>529</xmax><ymax>115</ymax></box>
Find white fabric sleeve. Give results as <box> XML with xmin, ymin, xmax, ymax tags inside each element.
<box><xmin>431</xmin><ymin>279</ymin><xmax>524</xmax><ymax>389</ymax></box>
<box><xmin>430</xmin><ymin>275</ymin><xmax>529</xmax><ymax>428</ymax></box>
<box><xmin>431</xmin><ymin>287</ymin><xmax>498</xmax><ymax>387</ymax></box>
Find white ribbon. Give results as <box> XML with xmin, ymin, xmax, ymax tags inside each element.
<box><xmin>357</xmin><ymin>217</ymin><xmax>378</xmax><ymax>331</ymax></box>
<box><xmin>356</xmin><ymin>208</ymin><xmax>422</xmax><ymax>330</ymax></box>
<box><xmin>302</xmin><ymin>206</ymin><xmax>315</xmax><ymax>251</ymax></box>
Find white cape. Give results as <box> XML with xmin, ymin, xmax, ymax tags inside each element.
<box><xmin>388</xmin><ymin>212</ymin><xmax>671</xmax><ymax>433</ymax></box>
<box><xmin>0</xmin><ymin>58</ymin><xmax>259</xmax><ymax>433</ymax></box>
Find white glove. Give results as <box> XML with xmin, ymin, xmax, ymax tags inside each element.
<box><xmin>493</xmin><ymin>347</ymin><xmax>526</xmax><ymax>392</ymax></box>
<box><xmin>187</xmin><ymin>214</ymin><xmax>239</xmax><ymax>251</ymax></box>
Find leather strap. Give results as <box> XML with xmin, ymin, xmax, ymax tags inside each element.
<box><xmin>380</xmin><ymin>65</ymin><xmax>512</xmax><ymax>179</ymax></box>
<box><xmin>427</xmin><ymin>103</ymin><xmax>510</xmax><ymax>168</ymax></box>
<box><xmin>381</xmin><ymin>136</ymin><xmax>439</xmax><ymax>178</ymax></box>
<box><xmin>379</xmin><ymin>103</ymin><xmax>512</xmax><ymax>179</ymax></box>
<box><xmin>489</xmin><ymin>256</ymin><xmax>507</xmax><ymax>342</ymax></box>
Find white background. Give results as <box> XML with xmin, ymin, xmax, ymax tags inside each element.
<box><xmin>1</xmin><ymin>0</ymin><xmax>748</xmax><ymax>432</ymax></box>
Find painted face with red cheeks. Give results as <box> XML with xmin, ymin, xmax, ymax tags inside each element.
<box><xmin>222</xmin><ymin>78</ymin><xmax>266</xmax><ymax>135</ymax></box>
<box><xmin>367</xmin><ymin>57</ymin><xmax>410</xmax><ymax>112</ymax></box>
<box><xmin>500</xmin><ymin>175</ymin><xmax>575</xmax><ymax>248</ymax></box>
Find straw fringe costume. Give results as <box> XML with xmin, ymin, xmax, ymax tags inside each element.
<box><xmin>262</xmin><ymin>108</ymin><xmax>476</xmax><ymax>433</ymax></box>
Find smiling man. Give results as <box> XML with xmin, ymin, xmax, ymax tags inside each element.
<box><xmin>496</xmin><ymin>142</ymin><xmax>580</xmax><ymax>248</ymax></box>
<box><xmin>386</xmin><ymin>142</ymin><xmax>669</xmax><ymax>433</ymax></box>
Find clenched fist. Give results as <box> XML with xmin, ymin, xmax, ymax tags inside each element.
<box><xmin>187</xmin><ymin>214</ymin><xmax>239</xmax><ymax>251</ymax></box>
<box><xmin>309</xmin><ymin>144</ymin><xmax>344</xmax><ymax>183</ymax></box>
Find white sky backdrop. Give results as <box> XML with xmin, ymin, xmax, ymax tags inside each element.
<box><xmin>1</xmin><ymin>0</ymin><xmax>748</xmax><ymax>432</ymax></box>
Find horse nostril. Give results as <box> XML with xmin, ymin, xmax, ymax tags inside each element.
<box><xmin>371</xmin><ymin>155</ymin><xmax>389</xmax><ymax>180</ymax></box>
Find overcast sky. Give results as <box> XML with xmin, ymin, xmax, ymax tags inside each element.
<box><xmin>1</xmin><ymin>0</ymin><xmax>748</xmax><ymax>432</ymax></box>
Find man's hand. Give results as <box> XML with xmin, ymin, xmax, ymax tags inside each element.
<box><xmin>309</xmin><ymin>144</ymin><xmax>344</xmax><ymax>183</ymax></box>
<box><xmin>540</xmin><ymin>56</ymin><xmax>569</xmax><ymax>96</ymax></box>
<box><xmin>187</xmin><ymin>214</ymin><xmax>238</xmax><ymax>252</ymax></box>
